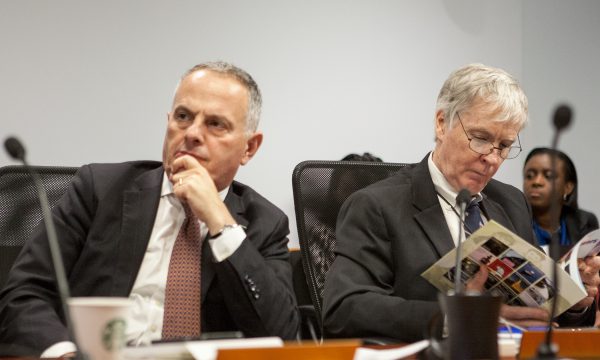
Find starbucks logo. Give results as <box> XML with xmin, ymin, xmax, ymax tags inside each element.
<box><xmin>102</xmin><ymin>318</ymin><xmax>127</xmax><ymax>351</ymax></box>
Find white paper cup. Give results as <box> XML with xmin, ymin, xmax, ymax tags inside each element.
<box><xmin>68</xmin><ymin>297</ymin><xmax>132</xmax><ymax>360</ymax></box>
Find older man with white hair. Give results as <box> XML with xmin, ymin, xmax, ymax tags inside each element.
<box><xmin>323</xmin><ymin>63</ymin><xmax>600</xmax><ymax>342</ymax></box>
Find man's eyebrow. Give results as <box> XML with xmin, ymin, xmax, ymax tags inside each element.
<box><xmin>173</xmin><ymin>104</ymin><xmax>191</xmax><ymax>112</ymax></box>
<box><xmin>206</xmin><ymin>114</ymin><xmax>235</xmax><ymax>127</ymax></box>
<box><xmin>471</xmin><ymin>127</ymin><xmax>517</xmax><ymax>142</ymax></box>
<box><xmin>205</xmin><ymin>113</ymin><xmax>228</xmax><ymax>120</ymax></box>
<box><xmin>467</xmin><ymin>127</ymin><xmax>492</xmax><ymax>137</ymax></box>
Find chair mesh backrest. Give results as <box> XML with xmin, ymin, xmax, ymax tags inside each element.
<box><xmin>0</xmin><ymin>165</ymin><xmax>79</xmax><ymax>288</ymax></box>
<box><xmin>292</xmin><ymin>160</ymin><xmax>407</xmax><ymax>322</ymax></box>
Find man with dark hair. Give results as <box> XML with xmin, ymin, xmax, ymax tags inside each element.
<box><xmin>0</xmin><ymin>61</ymin><xmax>299</xmax><ymax>357</ymax></box>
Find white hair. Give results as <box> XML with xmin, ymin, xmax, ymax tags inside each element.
<box><xmin>436</xmin><ymin>63</ymin><xmax>528</xmax><ymax>129</ymax></box>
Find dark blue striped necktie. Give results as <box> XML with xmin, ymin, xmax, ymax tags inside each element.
<box><xmin>464</xmin><ymin>200</ymin><xmax>483</xmax><ymax>237</ymax></box>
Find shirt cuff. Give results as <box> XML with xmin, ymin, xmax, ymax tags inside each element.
<box><xmin>41</xmin><ymin>341</ymin><xmax>77</xmax><ymax>358</ymax></box>
<box><xmin>208</xmin><ymin>226</ymin><xmax>246</xmax><ymax>262</ymax></box>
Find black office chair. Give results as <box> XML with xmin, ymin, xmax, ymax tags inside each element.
<box><xmin>292</xmin><ymin>160</ymin><xmax>407</xmax><ymax>337</ymax></box>
<box><xmin>289</xmin><ymin>248</ymin><xmax>321</xmax><ymax>341</ymax></box>
<box><xmin>0</xmin><ymin>165</ymin><xmax>79</xmax><ymax>290</ymax></box>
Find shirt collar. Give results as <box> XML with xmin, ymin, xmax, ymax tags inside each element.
<box><xmin>427</xmin><ymin>152</ymin><xmax>483</xmax><ymax>207</ymax></box>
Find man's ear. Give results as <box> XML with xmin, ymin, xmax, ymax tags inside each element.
<box><xmin>240</xmin><ymin>131</ymin><xmax>263</xmax><ymax>165</ymax></box>
<box><xmin>434</xmin><ymin>110</ymin><xmax>447</xmax><ymax>141</ymax></box>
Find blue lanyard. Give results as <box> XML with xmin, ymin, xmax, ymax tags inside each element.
<box><xmin>532</xmin><ymin>218</ymin><xmax>570</xmax><ymax>246</ymax></box>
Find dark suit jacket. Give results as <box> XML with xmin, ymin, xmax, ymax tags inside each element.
<box><xmin>322</xmin><ymin>155</ymin><xmax>536</xmax><ymax>342</ymax></box>
<box><xmin>563</xmin><ymin>206</ymin><xmax>599</xmax><ymax>250</ymax></box>
<box><xmin>538</xmin><ymin>206</ymin><xmax>599</xmax><ymax>258</ymax></box>
<box><xmin>0</xmin><ymin>161</ymin><xmax>299</xmax><ymax>354</ymax></box>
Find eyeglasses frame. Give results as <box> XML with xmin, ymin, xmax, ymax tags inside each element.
<box><xmin>456</xmin><ymin>112</ymin><xmax>522</xmax><ymax>160</ymax></box>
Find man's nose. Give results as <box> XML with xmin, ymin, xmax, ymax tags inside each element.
<box><xmin>185</xmin><ymin>119</ymin><xmax>204</xmax><ymax>144</ymax></box>
<box><xmin>482</xmin><ymin>149</ymin><xmax>503</xmax><ymax>166</ymax></box>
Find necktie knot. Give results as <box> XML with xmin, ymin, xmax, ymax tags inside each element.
<box><xmin>466</xmin><ymin>198</ymin><xmax>479</xmax><ymax>210</ymax></box>
<box><xmin>182</xmin><ymin>204</ymin><xmax>194</xmax><ymax>219</ymax></box>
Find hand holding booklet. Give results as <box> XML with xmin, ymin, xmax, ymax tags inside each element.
<box><xmin>559</xmin><ymin>228</ymin><xmax>600</xmax><ymax>292</ymax></box>
<box><xmin>421</xmin><ymin>220</ymin><xmax>586</xmax><ymax>316</ymax></box>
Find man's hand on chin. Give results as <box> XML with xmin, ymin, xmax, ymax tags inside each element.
<box><xmin>169</xmin><ymin>154</ymin><xmax>236</xmax><ymax>235</ymax></box>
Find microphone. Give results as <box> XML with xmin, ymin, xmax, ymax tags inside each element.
<box><xmin>553</xmin><ymin>105</ymin><xmax>572</xmax><ymax>132</ymax></box>
<box><xmin>429</xmin><ymin>189</ymin><xmax>502</xmax><ymax>359</ymax></box>
<box><xmin>4</xmin><ymin>137</ymin><xmax>25</xmax><ymax>160</ymax></box>
<box><xmin>453</xmin><ymin>189</ymin><xmax>471</xmax><ymax>294</ymax></box>
<box><xmin>534</xmin><ymin>104</ymin><xmax>573</xmax><ymax>360</ymax></box>
<box><xmin>3</xmin><ymin>137</ymin><xmax>86</xmax><ymax>360</ymax></box>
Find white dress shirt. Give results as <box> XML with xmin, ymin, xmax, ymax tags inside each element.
<box><xmin>428</xmin><ymin>152</ymin><xmax>486</xmax><ymax>247</ymax></box>
<box><xmin>42</xmin><ymin>175</ymin><xmax>246</xmax><ymax>357</ymax></box>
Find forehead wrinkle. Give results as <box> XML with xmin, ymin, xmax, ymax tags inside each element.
<box><xmin>463</xmin><ymin>117</ymin><xmax>519</xmax><ymax>144</ymax></box>
<box><xmin>174</xmin><ymin>95</ymin><xmax>240</xmax><ymax>122</ymax></box>
<box><xmin>170</xmin><ymin>72</ymin><xmax>250</xmax><ymax>133</ymax></box>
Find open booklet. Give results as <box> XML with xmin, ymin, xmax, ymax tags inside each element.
<box><xmin>421</xmin><ymin>220</ymin><xmax>586</xmax><ymax>316</ymax></box>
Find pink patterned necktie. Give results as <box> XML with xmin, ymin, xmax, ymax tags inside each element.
<box><xmin>162</xmin><ymin>204</ymin><xmax>202</xmax><ymax>339</ymax></box>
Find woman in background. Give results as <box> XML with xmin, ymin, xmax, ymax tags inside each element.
<box><xmin>522</xmin><ymin>147</ymin><xmax>599</xmax><ymax>253</ymax></box>
<box><xmin>524</xmin><ymin>148</ymin><xmax>600</xmax><ymax>328</ymax></box>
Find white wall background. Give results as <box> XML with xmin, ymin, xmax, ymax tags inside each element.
<box><xmin>521</xmin><ymin>0</ymin><xmax>600</xmax><ymax>224</ymax></box>
<box><xmin>1</xmin><ymin>0</ymin><xmax>598</xmax><ymax>248</ymax></box>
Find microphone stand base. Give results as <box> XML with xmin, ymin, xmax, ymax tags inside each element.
<box><xmin>531</xmin><ymin>342</ymin><xmax>559</xmax><ymax>359</ymax></box>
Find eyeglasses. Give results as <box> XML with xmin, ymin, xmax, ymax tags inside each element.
<box><xmin>457</xmin><ymin>113</ymin><xmax>522</xmax><ymax>160</ymax></box>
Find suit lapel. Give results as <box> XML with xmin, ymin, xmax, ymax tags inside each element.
<box><xmin>201</xmin><ymin>183</ymin><xmax>249</xmax><ymax>300</ymax></box>
<box><xmin>224</xmin><ymin>183</ymin><xmax>250</xmax><ymax>230</ymax></box>
<box><xmin>111</xmin><ymin>167</ymin><xmax>163</xmax><ymax>295</ymax></box>
<box><xmin>411</xmin><ymin>155</ymin><xmax>455</xmax><ymax>258</ymax></box>
<box><xmin>108</xmin><ymin>173</ymin><xmax>250</xmax><ymax>299</ymax></box>
<box><xmin>480</xmin><ymin>194</ymin><xmax>518</xmax><ymax>233</ymax></box>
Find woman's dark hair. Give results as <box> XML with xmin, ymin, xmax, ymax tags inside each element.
<box><xmin>322</xmin><ymin>153</ymin><xmax>384</xmax><ymax>224</ymax></box>
<box><xmin>341</xmin><ymin>152</ymin><xmax>383</xmax><ymax>162</ymax></box>
<box><xmin>524</xmin><ymin>147</ymin><xmax>578</xmax><ymax>209</ymax></box>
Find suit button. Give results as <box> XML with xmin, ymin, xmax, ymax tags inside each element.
<box><xmin>254</xmin><ymin>293</ymin><xmax>260</xmax><ymax>300</ymax></box>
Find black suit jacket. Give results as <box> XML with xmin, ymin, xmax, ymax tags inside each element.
<box><xmin>0</xmin><ymin>161</ymin><xmax>299</xmax><ymax>354</ymax></box>
<box><xmin>322</xmin><ymin>155</ymin><xmax>535</xmax><ymax>342</ymax></box>
<box><xmin>563</xmin><ymin>206</ymin><xmax>599</xmax><ymax>250</ymax></box>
